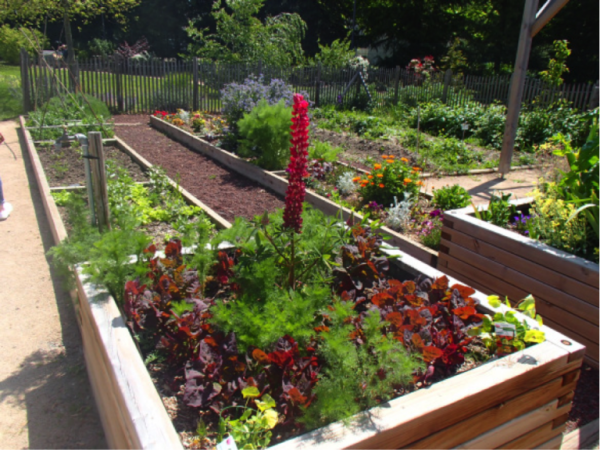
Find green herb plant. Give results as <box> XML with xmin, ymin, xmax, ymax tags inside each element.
<box><xmin>217</xmin><ymin>387</ymin><xmax>279</xmax><ymax>450</ymax></box>
<box><xmin>432</xmin><ymin>184</ymin><xmax>472</xmax><ymax>211</ymax></box>
<box><xmin>472</xmin><ymin>192</ymin><xmax>517</xmax><ymax>227</ymax></box>
<box><xmin>469</xmin><ymin>295</ymin><xmax>545</xmax><ymax>356</ymax></box>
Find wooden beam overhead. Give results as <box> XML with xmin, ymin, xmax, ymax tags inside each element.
<box><xmin>531</xmin><ymin>0</ymin><xmax>570</xmax><ymax>37</ymax></box>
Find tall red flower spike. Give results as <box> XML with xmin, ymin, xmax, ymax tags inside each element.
<box><xmin>283</xmin><ymin>94</ymin><xmax>310</xmax><ymax>233</ymax></box>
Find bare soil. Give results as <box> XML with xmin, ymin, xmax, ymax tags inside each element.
<box><xmin>312</xmin><ymin>128</ymin><xmax>415</xmax><ymax>170</ymax></box>
<box><xmin>114</xmin><ymin>115</ymin><xmax>285</xmax><ymax>223</ymax></box>
<box><xmin>37</xmin><ymin>143</ymin><xmax>147</xmax><ymax>187</ymax></box>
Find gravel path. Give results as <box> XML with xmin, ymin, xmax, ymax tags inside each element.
<box><xmin>0</xmin><ymin>120</ymin><xmax>106</xmax><ymax>449</ymax></box>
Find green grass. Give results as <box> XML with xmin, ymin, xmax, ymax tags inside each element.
<box><xmin>0</xmin><ymin>62</ymin><xmax>22</xmax><ymax>120</ymax></box>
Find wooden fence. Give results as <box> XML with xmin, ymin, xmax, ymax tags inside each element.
<box><xmin>20</xmin><ymin>52</ymin><xmax>599</xmax><ymax>114</ymax></box>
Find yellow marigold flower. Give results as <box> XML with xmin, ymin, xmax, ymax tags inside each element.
<box><xmin>404</xmin><ymin>178</ymin><xmax>412</xmax><ymax>184</ymax></box>
<box><xmin>400</xmin><ymin>157</ymin><xmax>408</xmax><ymax>163</ymax></box>
<box><xmin>377</xmin><ymin>173</ymin><xmax>383</xmax><ymax>178</ymax></box>
<box><xmin>379</xmin><ymin>183</ymin><xmax>385</xmax><ymax>188</ymax></box>
<box><xmin>374</xmin><ymin>163</ymin><xmax>382</xmax><ymax>170</ymax></box>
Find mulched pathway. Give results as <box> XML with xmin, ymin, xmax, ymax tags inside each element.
<box><xmin>113</xmin><ymin>115</ymin><xmax>284</xmax><ymax>223</ymax></box>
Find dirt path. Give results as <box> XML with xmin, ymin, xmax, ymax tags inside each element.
<box><xmin>0</xmin><ymin>120</ymin><xmax>106</xmax><ymax>449</ymax></box>
<box><xmin>422</xmin><ymin>168</ymin><xmax>547</xmax><ymax>204</ymax></box>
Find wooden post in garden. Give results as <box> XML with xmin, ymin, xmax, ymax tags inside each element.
<box><xmin>88</xmin><ymin>132</ymin><xmax>111</xmax><ymax>232</ymax></box>
<box><xmin>20</xmin><ymin>48</ymin><xmax>32</xmax><ymax>113</ymax></box>
<box><xmin>393</xmin><ymin>66</ymin><xmax>401</xmax><ymax>105</ymax></box>
<box><xmin>442</xmin><ymin>69</ymin><xmax>452</xmax><ymax>104</ymax></box>
<box><xmin>498</xmin><ymin>0</ymin><xmax>539</xmax><ymax>175</ymax></box>
<box><xmin>315</xmin><ymin>63</ymin><xmax>321</xmax><ymax>107</ymax></box>
<box><xmin>499</xmin><ymin>0</ymin><xmax>569</xmax><ymax>175</ymax></box>
<box><xmin>192</xmin><ymin>57</ymin><xmax>199</xmax><ymax>111</ymax></box>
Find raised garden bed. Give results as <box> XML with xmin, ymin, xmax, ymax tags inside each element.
<box><xmin>149</xmin><ymin>115</ymin><xmax>439</xmax><ymax>266</ymax></box>
<box><xmin>22</xmin><ymin>114</ymin><xmax>588</xmax><ymax>449</ymax></box>
<box><xmin>36</xmin><ymin>142</ymin><xmax>146</xmax><ymax>188</ymax></box>
<box><xmin>438</xmin><ymin>201</ymin><xmax>599</xmax><ymax>368</ymax></box>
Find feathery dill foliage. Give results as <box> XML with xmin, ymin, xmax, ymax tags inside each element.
<box><xmin>210</xmin><ymin>207</ymin><xmax>346</xmax><ymax>351</ymax></box>
<box><xmin>48</xmin><ymin>162</ymin><xmax>214</xmax><ymax>303</ymax></box>
<box><xmin>301</xmin><ymin>302</ymin><xmax>423</xmax><ymax>429</ymax></box>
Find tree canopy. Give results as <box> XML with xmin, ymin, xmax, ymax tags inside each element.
<box><xmin>0</xmin><ymin>0</ymin><xmax>597</xmax><ymax>82</ymax></box>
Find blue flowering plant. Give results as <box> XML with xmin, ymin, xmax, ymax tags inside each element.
<box><xmin>220</xmin><ymin>75</ymin><xmax>310</xmax><ymax>149</ymax></box>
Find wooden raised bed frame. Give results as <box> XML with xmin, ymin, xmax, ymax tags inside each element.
<box><xmin>149</xmin><ymin>115</ymin><xmax>438</xmax><ymax>267</ymax></box>
<box><xmin>21</xmin><ymin>115</ymin><xmax>585</xmax><ymax>449</ymax></box>
<box><xmin>439</xmin><ymin>202</ymin><xmax>599</xmax><ymax>368</ymax></box>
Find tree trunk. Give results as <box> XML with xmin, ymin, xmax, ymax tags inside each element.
<box><xmin>62</xmin><ymin>0</ymin><xmax>78</xmax><ymax>91</ymax></box>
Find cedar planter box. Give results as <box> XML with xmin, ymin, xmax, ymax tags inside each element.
<box><xmin>438</xmin><ymin>201</ymin><xmax>599</xmax><ymax>368</ymax></box>
<box><xmin>23</xmin><ymin>115</ymin><xmax>585</xmax><ymax>449</ymax></box>
<box><xmin>150</xmin><ymin>115</ymin><xmax>438</xmax><ymax>267</ymax></box>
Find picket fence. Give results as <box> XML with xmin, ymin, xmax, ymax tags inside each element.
<box><xmin>20</xmin><ymin>52</ymin><xmax>599</xmax><ymax>114</ymax></box>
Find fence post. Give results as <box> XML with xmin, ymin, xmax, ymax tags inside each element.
<box><xmin>88</xmin><ymin>132</ymin><xmax>111</xmax><ymax>232</ymax></box>
<box><xmin>193</xmin><ymin>57</ymin><xmax>199</xmax><ymax>111</ymax></box>
<box><xmin>315</xmin><ymin>62</ymin><xmax>321</xmax><ymax>107</ymax></box>
<box><xmin>116</xmin><ymin>57</ymin><xmax>124</xmax><ymax>112</ymax></box>
<box><xmin>393</xmin><ymin>66</ymin><xmax>401</xmax><ymax>105</ymax></box>
<box><xmin>442</xmin><ymin>69</ymin><xmax>452</xmax><ymax>104</ymax></box>
<box><xmin>258</xmin><ymin>59</ymin><xmax>263</xmax><ymax>75</ymax></box>
<box><xmin>20</xmin><ymin>48</ymin><xmax>32</xmax><ymax>113</ymax></box>
<box><xmin>588</xmin><ymin>81</ymin><xmax>599</xmax><ymax>110</ymax></box>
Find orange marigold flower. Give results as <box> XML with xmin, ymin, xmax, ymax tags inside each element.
<box><xmin>381</xmin><ymin>155</ymin><xmax>389</xmax><ymax>159</ymax></box>
<box><xmin>374</xmin><ymin>163</ymin><xmax>382</xmax><ymax>170</ymax></box>
<box><xmin>379</xmin><ymin>183</ymin><xmax>385</xmax><ymax>188</ymax></box>
<box><xmin>377</xmin><ymin>173</ymin><xmax>383</xmax><ymax>178</ymax></box>
<box><xmin>371</xmin><ymin>182</ymin><xmax>375</xmax><ymax>186</ymax></box>
<box><xmin>352</xmin><ymin>176</ymin><xmax>361</xmax><ymax>182</ymax></box>
<box><xmin>416</xmin><ymin>181</ymin><xmax>423</xmax><ymax>186</ymax></box>
<box><xmin>412</xmin><ymin>166</ymin><xmax>421</xmax><ymax>171</ymax></box>
<box><xmin>368</xmin><ymin>175</ymin><xmax>373</xmax><ymax>179</ymax></box>
<box><xmin>403</xmin><ymin>178</ymin><xmax>412</xmax><ymax>185</ymax></box>
<box><xmin>388</xmin><ymin>154</ymin><xmax>395</xmax><ymax>159</ymax></box>
<box><xmin>401</xmin><ymin>157</ymin><xmax>409</xmax><ymax>163</ymax></box>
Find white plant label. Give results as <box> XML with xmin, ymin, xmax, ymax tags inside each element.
<box><xmin>495</xmin><ymin>322</ymin><xmax>516</xmax><ymax>338</ymax></box>
<box><xmin>216</xmin><ymin>436</ymin><xmax>239</xmax><ymax>450</ymax></box>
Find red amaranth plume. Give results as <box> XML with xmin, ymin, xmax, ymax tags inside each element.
<box><xmin>283</xmin><ymin>94</ymin><xmax>310</xmax><ymax>233</ymax></box>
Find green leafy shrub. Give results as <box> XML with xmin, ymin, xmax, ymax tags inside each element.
<box><xmin>411</xmin><ymin>100</ymin><xmax>593</xmax><ymax>151</ymax></box>
<box><xmin>308</xmin><ymin>140</ymin><xmax>342</xmax><ymax>162</ymax></box>
<box><xmin>87</xmin><ymin>38</ymin><xmax>115</xmax><ymax>57</ymax></box>
<box><xmin>237</xmin><ymin>99</ymin><xmax>292</xmax><ymax>170</ymax></box>
<box><xmin>27</xmin><ymin>93</ymin><xmax>113</xmax><ymax>140</ymax></box>
<box><xmin>432</xmin><ymin>184</ymin><xmax>472</xmax><ymax>211</ymax></box>
<box><xmin>0</xmin><ymin>25</ymin><xmax>48</xmax><ymax>64</ymax></box>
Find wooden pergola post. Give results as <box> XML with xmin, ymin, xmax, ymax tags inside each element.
<box><xmin>498</xmin><ymin>0</ymin><xmax>570</xmax><ymax>176</ymax></box>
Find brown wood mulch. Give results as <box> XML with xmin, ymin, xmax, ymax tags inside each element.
<box><xmin>113</xmin><ymin>115</ymin><xmax>284</xmax><ymax>223</ymax></box>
